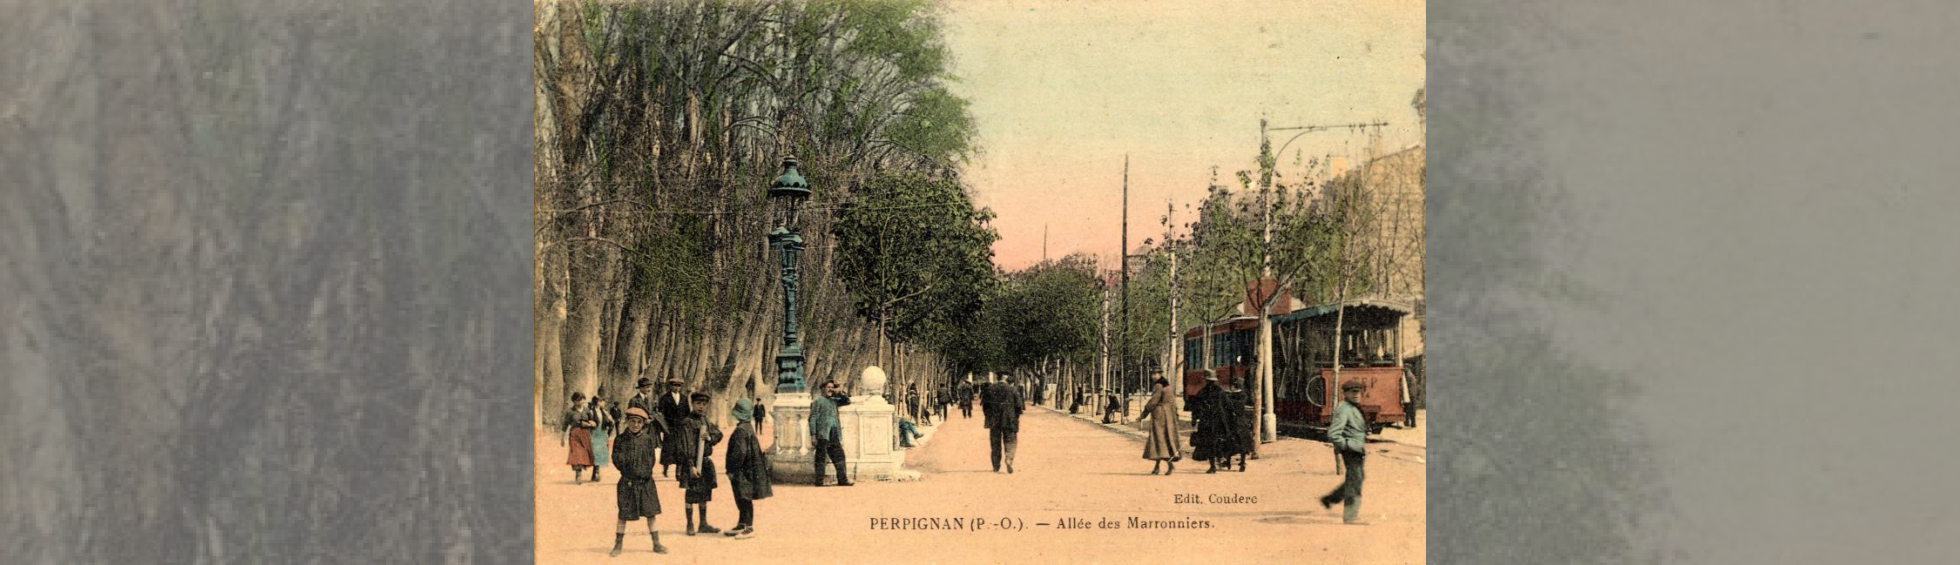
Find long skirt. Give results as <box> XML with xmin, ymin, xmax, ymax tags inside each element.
<box><xmin>566</xmin><ymin>427</ymin><xmax>594</xmax><ymax>467</ymax></box>
<box><xmin>591</xmin><ymin>428</ymin><xmax>611</xmax><ymax>469</ymax></box>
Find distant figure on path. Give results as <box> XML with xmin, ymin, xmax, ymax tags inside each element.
<box><xmin>809</xmin><ymin>379</ymin><xmax>854</xmax><ymax>487</ymax></box>
<box><xmin>982</xmin><ymin>373</ymin><xmax>1025</xmax><ymax>473</ymax></box>
<box><xmin>1320</xmin><ymin>379</ymin><xmax>1371</xmax><ymax>525</ymax></box>
<box><xmin>957</xmin><ymin>380</ymin><xmax>976</xmax><ymax>419</ymax></box>
<box><xmin>722</xmin><ymin>397</ymin><xmax>771</xmax><ymax>538</ymax></box>
<box><xmin>1102</xmin><ymin>389</ymin><xmax>1123</xmax><ymax>424</ymax></box>
<box><xmin>1140</xmin><ymin>375</ymin><xmax>1182</xmax><ymax>475</ymax></box>
<box><xmin>609</xmin><ymin>407</ymin><xmax>666</xmax><ymax>555</ymax></box>
<box><xmin>563</xmin><ymin>392</ymin><xmax>598</xmax><ymax>483</ymax></box>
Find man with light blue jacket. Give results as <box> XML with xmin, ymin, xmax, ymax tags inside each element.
<box><xmin>1319</xmin><ymin>379</ymin><xmax>1370</xmax><ymax>525</ymax></box>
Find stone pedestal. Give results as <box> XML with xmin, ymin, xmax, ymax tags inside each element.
<box><xmin>766</xmin><ymin>366</ymin><xmax>920</xmax><ymax>482</ymax></box>
<box><xmin>766</xmin><ymin>392</ymin><xmax>814</xmax><ymax>481</ymax></box>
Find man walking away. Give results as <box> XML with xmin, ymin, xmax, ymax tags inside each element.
<box><xmin>808</xmin><ymin>379</ymin><xmax>854</xmax><ymax>487</ymax></box>
<box><xmin>983</xmin><ymin>373</ymin><xmax>1025</xmax><ymax>473</ymax></box>
<box><xmin>1320</xmin><ymin>379</ymin><xmax>1371</xmax><ymax>525</ymax></box>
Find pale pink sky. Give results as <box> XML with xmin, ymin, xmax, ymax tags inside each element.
<box><xmin>940</xmin><ymin>0</ymin><xmax>1425</xmax><ymax>271</ymax></box>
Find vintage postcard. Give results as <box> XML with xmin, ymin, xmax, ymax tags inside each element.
<box><xmin>533</xmin><ymin>0</ymin><xmax>1424</xmax><ymax>563</ymax></box>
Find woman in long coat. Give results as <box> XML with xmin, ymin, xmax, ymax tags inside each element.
<box><xmin>1140</xmin><ymin>376</ymin><xmax>1182</xmax><ymax>475</ymax></box>
<box><xmin>723</xmin><ymin>397</ymin><xmax>772</xmax><ymax>538</ymax></box>
<box><xmin>1189</xmin><ymin>371</ymin><xmax>1230</xmax><ymax>472</ymax></box>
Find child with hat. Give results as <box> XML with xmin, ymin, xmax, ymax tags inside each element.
<box><xmin>609</xmin><ymin>407</ymin><xmax>667</xmax><ymax>555</ymax></box>
<box><xmin>722</xmin><ymin>397</ymin><xmax>772</xmax><ymax>538</ymax></box>
<box><xmin>675</xmin><ymin>392</ymin><xmax>723</xmax><ymax>535</ymax></box>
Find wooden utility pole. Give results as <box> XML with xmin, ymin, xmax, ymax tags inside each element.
<box><xmin>1121</xmin><ymin>155</ymin><xmax>1130</xmax><ymax>402</ymax></box>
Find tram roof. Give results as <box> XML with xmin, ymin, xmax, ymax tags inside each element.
<box><xmin>1270</xmin><ymin>297</ymin><xmax>1414</xmax><ymax>325</ymax></box>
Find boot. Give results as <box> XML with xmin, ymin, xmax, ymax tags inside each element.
<box><xmin>685</xmin><ymin>505</ymin><xmax>696</xmax><ymax>535</ymax></box>
<box><xmin>1343</xmin><ymin>497</ymin><xmax>1365</xmax><ymax>525</ymax></box>
<box><xmin>696</xmin><ymin>507</ymin><xmax>720</xmax><ymax>534</ymax></box>
<box><xmin>573</xmin><ymin>467</ymin><xmax>583</xmax><ymax>483</ymax></box>
<box><xmin>592</xmin><ymin>469</ymin><xmax>603</xmax><ymax>482</ymax></box>
<box><xmin>609</xmin><ymin>533</ymin><xmax>623</xmax><ymax>557</ymax></box>
<box><xmin>1166</xmin><ymin>461</ymin><xmax>1175</xmax><ymax>475</ymax></box>
<box><xmin>650</xmin><ymin>532</ymin><xmax>667</xmax><ymax>554</ymax></box>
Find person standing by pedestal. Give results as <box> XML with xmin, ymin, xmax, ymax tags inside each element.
<box><xmin>723</xmin><ymin>398</ymin><xmax>771</xmax><ymax>538</ymax></box>
<box><xmin>1320</xmin><ymin>380</ymin><xmax>1370</xmax><ymax>525</ymax></box>
<box><xmin>609</xmin><ymin>407</ymin><xmax>666</xmax><ymax>556</ymax></box>
<box><xmin>658</xmin><ymin>377</ymin><xmax>691</xmax><ymax>479</ymax></box>
<box><xmin>983</xmin><ymin>373</ymin><xmax>1025</xmax><ymax>473</ymax></box>
<box><xmin>1140</xmin><ymin>375</ymin><xmax>1182</xmax><ymax>475</ymax></box>
<box><xmin>675</xmin><ymin>392</ymin><xmax>723</xmax><ymax>536</ymax></box>
<box><xmin>808</xmin><ymin>379</ymin><xmax>854</xmax><ymax>487</ymax></box>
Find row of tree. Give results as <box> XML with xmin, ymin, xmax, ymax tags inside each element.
<box><xmin>534</xmin><ymin>0</ymin><xmax>994</xmax><ymax>426</ymax></box>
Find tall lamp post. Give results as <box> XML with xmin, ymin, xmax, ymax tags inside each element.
<box><xmin>768</xmin><ymin>157</ymin><xmax>811</xmax><ymax>394</ymax></box>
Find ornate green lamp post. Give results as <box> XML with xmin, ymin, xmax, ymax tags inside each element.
<box><xmin>767</xmin><ymin>157</ymin><xmax>811</xmax><ymax>394</ymax></box>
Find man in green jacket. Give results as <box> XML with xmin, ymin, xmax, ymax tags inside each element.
<box><xmin>808</xmin><ymin>379</ymin><xmax>854</xmax><ymax>487</ymax></box>
<box><xmin>1320</xmin><ymin>379</ymin><xmax>1370</xmax><ymax>525</ymax></box>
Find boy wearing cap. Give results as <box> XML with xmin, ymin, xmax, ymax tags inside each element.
<box><xmin>674</xmin><ymin>392</ymin><xmax>724</xmax><ymax>535</ymax></box>
<box><xmin>1320</xmin><ymin>379</ymin><xmax>1371</xmax><ymax>525</ymax></box>
<box><xmin>610</xmin><ymin>407</ymin><xmax>668</xmax><ymax>555</ymax></box>
<box><xmin>722</xmin><ymin>397</ymin><xmax>772</xmax><ymax>538</ymax></box>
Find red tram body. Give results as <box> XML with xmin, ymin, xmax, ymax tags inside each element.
<box><xmin>1181</xmin><ymin>298</ymin><xmax>1414</xmax><ymax>436</ymax></box>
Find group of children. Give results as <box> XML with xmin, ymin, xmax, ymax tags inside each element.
<box><xmin>603</xmin><ymin>392</ymin><xmax>773</xmax><ymax>555</ymax></box>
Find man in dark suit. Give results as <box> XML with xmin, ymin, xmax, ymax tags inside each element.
<box><xmin>657</xmin><ymin>377</ymin><xmax>691</xmax><ymax>478</ymax></box>
<box><xmin>982</xmin><ymin>373</ymin><xmax>1025</xmax><ymax>473</ymax></box>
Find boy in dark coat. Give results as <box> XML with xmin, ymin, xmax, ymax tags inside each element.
<box><xmin>723</xmin><ymin>397</ymin><xmax>772</xmax><ymax>538</ymax></box>
<box><xmin>675</xmin><ymin>392</ymin><xmax>724</xmax><ymax>535</ymax></box>
<box><xmin>609</xmin><ymin>407</ymin><xmax>667</xmax><ymax>555</ymax></box>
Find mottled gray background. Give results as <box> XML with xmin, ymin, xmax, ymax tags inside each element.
<box><xmin>7</xmin><ymin>1</ymin><xmax>1960</xmax><ymax>564</ymax></box>
<box><xmin>1432</xmin><ymin>0</ymin><xmax>1960</xmax><ymax>563</ymax></box>
<box><xmin>1</xmin><ymin>1</ymin><xmax>533</xmax><ymax>563</ymax></box>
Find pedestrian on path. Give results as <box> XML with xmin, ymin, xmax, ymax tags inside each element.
<box><xmin>983</xmin><ymin>373</ymin><xmax>1025</xmax><ymax>473</ymax></box>
<box><xmin>590</xmin><ymin>395</ymin><xmax>617</xmax><ymax>482</ymax></box>
<box><xmin>1221</xmin><ymin>379</ymin><xmax>1254</xmax><ymax>472</ymax></box>
<box><xmin>723</xmin><ymin>397</ymin><xmax>771</xmax><ymax>538</ymax></box>
<box><xmin>957</xmin><ymin>380</ymin><xmax>975</xmax><ymax>419</ymax></box>
<box><xmin>937</xmin><ymin>383</ymin><xmax>953</xmax><ymax>421</ymax></box>
<box><xmin>1190</xmin><ymin>371</ymin><xmax>1230</xmax><ymax>473</ymax></box>
<box><xmin>609</xmin><ymin>407</ymin><xmax>666</xmax><ymax>555</ymax></box>
<box><xmin>658</xmin><ymin>377</ymin><xmax>692</xmax><ymax>478</ymax></box>
<box><xmin>1319</xmin><ymin>379</ymin><xmax>1370</xmax><ymax>525</ymax></box>
<box><xmin>1140</xmin><ymin>375</ymin><xmax>1182</xmax><ymax>475</ymax></box>
<box><xmin>563</xmin><ymin>392</ymin><xmax>598</xmax><ymax>483</ymax></box>
<box><xmin>809</xmin><ymin>379</ymin><xmax>854</xmax><ymax>487</ymax></box>
<box><xmin>675</xmin><ymin>392</ymin><xmax>724</xmax><ymax>536</ymax></box>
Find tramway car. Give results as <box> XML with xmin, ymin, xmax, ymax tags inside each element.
<box><xmin>1180</xmin><ymin>298</ymin><xmax>1415</xmax><ymax>436</ymax></box>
